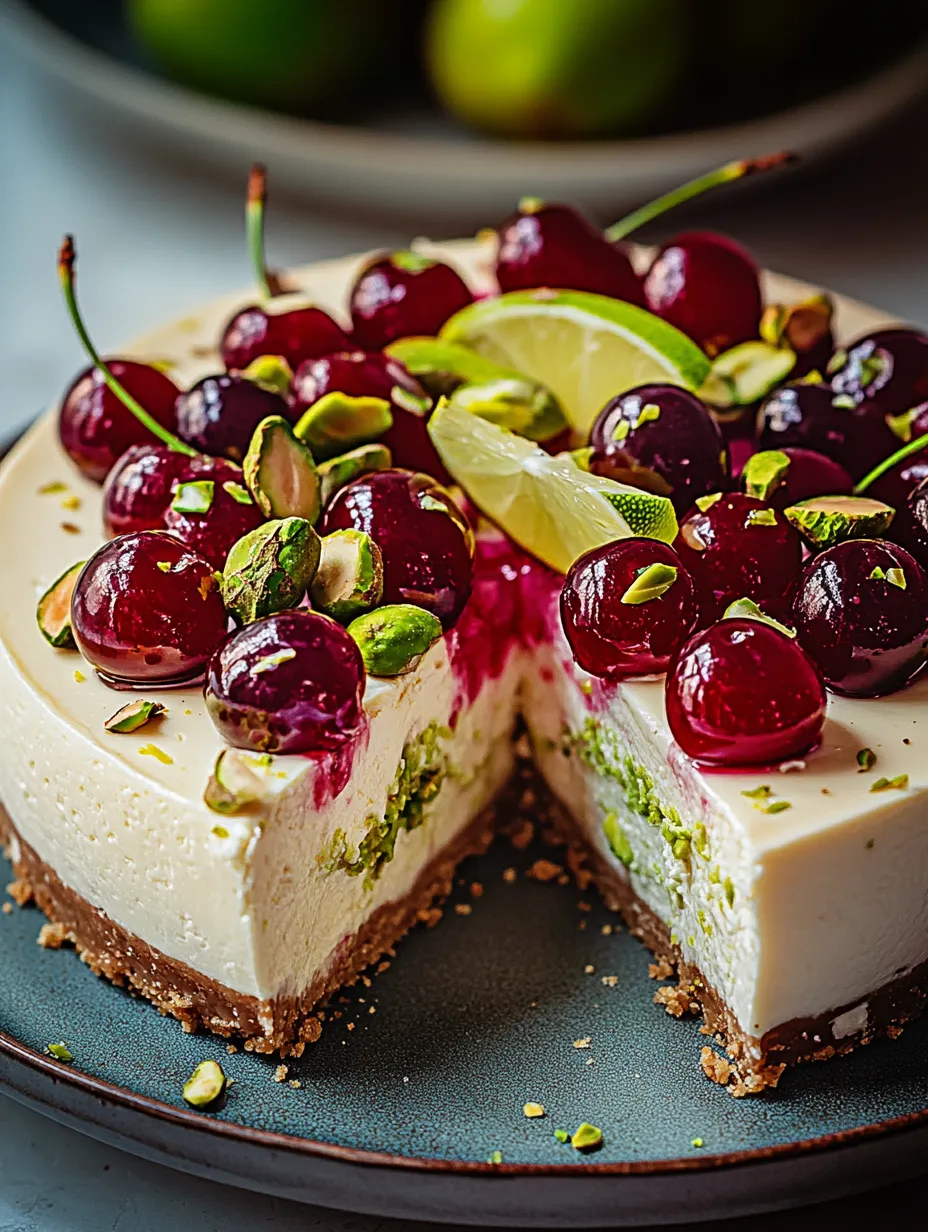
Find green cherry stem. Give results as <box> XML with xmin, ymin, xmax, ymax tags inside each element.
<box><xmin>247</xmin><ymin>163</ymin><xmax>273</xmax><ymax>302</ymax></box>
<box><xmin>604</xmin><ymin>151</ymin><xmax>797</xmax><ymax>243</ymax></box>
<box><xmin>854</xmin><ymin>429</ymin><xmax>928</xmax><ymax>494</ymax></box>
<box><xmin>57</xmin><ymin>236</ymin><xmax>197</xmax><ymax>457</ymax></box>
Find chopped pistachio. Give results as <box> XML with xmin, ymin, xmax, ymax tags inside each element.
<box><xmin>487</xmin><ymin>1150</ymin><xmax>503</xmax><ymax>1165</ymax></box>
<box><xmin>46</xmin><ymin>1042</ymin><xmax>73</xmax><ymax>1061</ymax></box>
<box><xmin>745</xmin><ymin>508</ymin><xmax>777</xmax><ymax>527</ymax></box>
<box><xmin>105</xmin><ymin>700</ymin><xmax>167</xmax><ymax>734</ymax></box>
<box><xmin>223</xmin><ymin>517</ymin><xmax>321</xmax><ymax>626</ymax></box>
<box><xmin>138</xmin><ymin>743</ymin><xmax>173</xmax><ymax>765</ymax></box>
<box><xmin>886</xmin><ymin>567</ymin><xmax>906</xmax><ymax>590</ymax></box>
<box><xmin>756</xmin><ymin>800</ymin><xmax>791</xmax><ymax>814</ymax></box>
<box><xmin>699</xmin><ymin>341</ymin><xmax>796</xmax><ymax>408</ymax></box>
<box><xmin>638</xmin><ymin>402</ymin><xmax>661</xmax><ymax>425</ymax></box>
<box><xmin>523</xmin><ymin>1102</ymin><xmax>545</xmax><ymax>1118</ymax></box>
<box><xmin>251</xmin><ymin>648</ymin><xmax>297</xmax><ymax>675</ymax></box>
<box><xmin>73</xmin><ymin>669</ymin><xmax>85</xmax><ymax>683</ymax></box>
<box><xmin>886</xmin><ymin>408</ymin><xmax>920</xmax><ymax>443</ymax></box>
<box><xmin>204</xmin><ymin>748</ymin><xmax>268</xmax><ymax>814</ymax></box>
<box><xmin>347</xmin><ymin>604</ymin><xmax>443</xmax><ymax>676</ymax></box>
<box><xmin>870</xmin><ymin>566</ymin><xmax>886</xmax><ymax>580</ymax></box>
<box><xmin>722</xmin><ymin>597</ymin><xmax>796</xmax><ymax>638</ymax></box>
<box><xmin>294</xmin><ymin>392</ymin><xmax>392</xmax><ymax>461</ymax></box>
<box><xmin>784</xmin><ymin>496</ymin><xmax>894</xmax><ymax>550</ymax></box>
<box><xmin>241</xmin><ymin>353</ymin><xmax>294</xmax><ymax>396</ymax></box>
<box><xmin>317</xmin><ymin>443</ymin><xmax>393</xmax><ymax>507</ymax></box>
<box><xmin>723</xmin><ymin>877</ymin><xmax>735</xmax><ymax>908</ymax></box>
<box><xmin>612</xmin><ymin>418</ymin><xmax>631</xmax><ymax>442</ymax></box>
<box><xmin>554</xmin><ymin>1128</ymin><xmax>570</xmax><ymax>1143</ymax></box>
<box><xmin>156</xmin><ymin>560</ymin><xmax>172</xmax><ymax>573</ymax></box>
<box><xmin>620</xmin><ymin>563</ymin><xmax>678</xmax><ymax>605</ymax></box>
<box><xmin>741</xmin><ymin>784</ymin><xmax>772</xmax><ymax>800</ymax></box>
<box><xmin>390</xmin><ymin>384</ymin><xmax>432</xmax><ymax>416</ymax></box>
<box><xmin>222</xmin><ymin>481</ymin><xmax>254</xmax><ymax>506</ymax></box>
<box><xmin>182</xmin><ymin>1059</ymin><xmax>227</xmax><ymax>1108</ymax></box>
<box><xmin>870</xmin><ymin>774</ymin><xmax>909</xmax><ymax>793</ymax></box>
<box><xmin>39</xmin><ymin>481</ymin><xmax>68</xmax><ymax>495</ymax></box>
<box><xmin>571</xmin><ymin>1123</ymin><xmax>603</xmax><ymax>1152</ymax></box>
<box><xmin>691</xmin><ymin>1137</ymin><xmax>705</xmax><ymax>1149</ymax></box>
<box><xmin>310</xmin><ymin>530</ymin><xmax>383</xmax><ymax>623</ymax></box>
<box><xmin>856</xmin><ymin>748</ymin><xmax>877</xmax><ymax>773</ymax></box>
<box><xmin>831</xmin><ymin>393</ymin><xmax>857</xmax><ymax>410</ymax></box>
<box><xmin>171</xmin><ymin>480</ymin><xmax>215</xmax><ymax>514</ymax></box>
<box><xmin>243</xmin><ymin>416</ymin><xmax>320</xmax><ymax>522</ymax></box>
<box><xmin>695</xmin><ymin>493</ymin><xmax>722</xmax><ymax>512</ymax></box>
<box><xmin>36</xmin><ymin>561</ymin><xmax>84</xmax><ymax>649</ymax></box>
<box><xmin>759</xmin><ymin>294</ymin><xmax>833</xmax><ymax>359</ymax></box>
<box><xmin>60</xmin><ymin>494</ymin><xmax>81</xmax><ymax>511</ymax></box>
<box><xmin>741</xmin><ymin>450</ymin><xmax>790</xmax><ymax>501</ymax></box>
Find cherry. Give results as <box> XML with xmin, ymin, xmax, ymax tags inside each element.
<box><xmin>496</xmin><ymin>201</ymin><xmax>643</xmax><ymax>303</ymax></box>
<box><xmin>741</xmin><ymin>447</ymin><xmax>853</xmax><ymax>511</ymax></box>
<box><xmin>792</xmin><ymin>540</ymin><xmax>928</xmax><ymax>697</ymax></box>
<box><xmin>205</xmin><ymin>610</ymin><xmax>367</xmax><ymax>755</ymax></box>
<box><xmin>175</xmin><ymin>373</ymin><xmax>292</xmax><ymax>462</ymax></box>
<box><xmin>588</xmin><ymin>384</ymin><xmax>729</xmax><ymax>516</ymax></box>
<box><xmin>102</xmin><ymin>443</ymin><xmax>192</xmax><ymax>537</ymax></box>
<box><xmin>220</xmin><ymin>304</ymin><xmax>350</xmax><ymax>374</ymax></box>
<box><xmin>675</xmin><ymin>493</ymin><xmax>803</xmax><ymax>624</ymax></box>
<box><xmin>666</xmin><ymin>618</ymin><xmax>826</xmax><ymax>767</ymax></box>
<box><xmin>71</xmin><ymin>531</ymin><xmax>228</xmax><ymax>686</ymax></box>
<box><xmin>321</xmin><ymin>469</ymin><xmax>474</xmax><ymax>629</ymax></box>
<box><xmin>560</xmin><ymin>539</ymin><xmax>698</xmax><ymax>679</ymax></box>
<box><xmin>864</xmin><ymin>446</ymin><xmax>928</xmax><ymax>565</ymax></box>
<box><xmin>59</xmin><ymin>360</ymin><xmax>181</xmax><ymax>484</ymax></box>
<box><xmin>828</xmin><ymin>328</ymin><xmax>928</xmax><ymax>415</ymax></box>
<box><xmin>291</xmin><ymin>350</ymin><xmax>448</xmax><ymax>482</ymax></box>
<box><xmin>163</xmin><ymin>457</ymin><xmax>265</xmax><ymax>569</ymax></box>
<box><xmin>349</xmin><ymin>251</ymin><xmax>472</xmax><ymax>350</ymax></box>
<box><xmin>756</xmin><ymin>380</ymin><xmax>898</xmax><ymax>481</ymax></box>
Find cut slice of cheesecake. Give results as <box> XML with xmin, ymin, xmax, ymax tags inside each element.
<box><xmin>2</xmin><ymin>242</ymin><xmax>927</xmax><ymax>1087</ymax></box>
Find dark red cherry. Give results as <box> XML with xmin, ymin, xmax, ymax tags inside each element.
<box><xmin>291</xmin><ymin>350</ymin><xmax>447</xmax><ymax>482</ymax></box>
<box><xmin>828</xmin><ymin>328</ymin><xmax>928</xmax><ymax>415</ymax></box>
<box><xmin>561</xmin><ymin>539</ymin><xmax>698</xmax><ymax>678</ymax></box>
<box><xmin>666</xmin><ymin>619</ymin><xmax>826</xmax><ymax>767</ymax></box>
<box><xmin>349</xmin><ymin>251</ymin><xmax>472</xmax><ymax>350</ymax></box>
<box><xmin>588</xmin><ymin>384</ymin><xmax>729</xmax><ymax>516</ymax></box>
<box><xmin>71</xmin><ymin>531</ymin><xmax>227</xmax><ymax>685</ymax></box>
<box><xmin>220</xmin><ymin>303</ymin><xmax>350</xmax><ymax>373</ymax></box>
<box><xmin>860</xmin><ymin>444</ymin><xmax>928</xmax><ymax>564</ymax></box>
<box><xmin>321</xmin><ymin>469</ymin><xmax>474</xmax><ymax>629</ymax></box>
<box><xmin>59</xmin><ymin>360</ymin><xmax>181</xmax><ymax>484</ymax></box>
<box><xmin>205</xmin><ymin>610</ymin><xmax>367</xmax><ymax>755</ymax></box>
<box><xmin>756</xmin><ymin>380</ymin><xmax>898</xmax><ymax>482</ymax></box>
<box><xmin>792</xmin><ymin>540</ymin><xmax>928</xmax><ymax>697</ymax></box>
<box><xmin>675</xmin><ymin>493</ymin><xmax>803</xmax><ymax>624</ymax></box>
<box><xmin>175</xmin><ymin>373</ymin><xmax>292</xmax><ymax>462</ymax></box>
<box><xmin>643</xmin><ymin>231</ymin><xmax>762</xmax><ymax>357</ymax></box>
<box><xmin>741</xmin><ymin>447</ymin><xmax>853</xmax><ymax>511</ymax></box>
<box><xmin>906</xmin><ymin>477</ymin><xmax>928</xmax><ymax>567</ymax></box>
<box><xmin>162</xmin><ymin>457</ymin><xmax>264</xmax><ymax>569</ymax></box>
<box><xmin>496</xmin><ymin>201</ymin><xmax>644</xmax><ymax>304</ymax></box>
<box><xmin>102</xmin><ymin>444</ymin><xmax>192</xmax><ymax>537</ymax></box>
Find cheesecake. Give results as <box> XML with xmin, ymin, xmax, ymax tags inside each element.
<box><xmin>2</xmin><ymin>224</ymin><xmax>928</xmax><ymax>1098</ymax></box>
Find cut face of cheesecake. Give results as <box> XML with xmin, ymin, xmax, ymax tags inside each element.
<box><xmin>2</xmin><ymin>242</ymin><xmax>927</xmax><ymax>1090</ymax></box>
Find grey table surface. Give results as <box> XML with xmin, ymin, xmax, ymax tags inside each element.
<box><xmin>3</xmin><ymin>7</ymin><xmax>928</xmax><ymax>1227</ymax></box>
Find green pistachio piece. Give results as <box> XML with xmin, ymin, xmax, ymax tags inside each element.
<box><xmin>241</xmin><ymin>354</ymin><xmax>294</xmax><ymax>396</ymax></box>
<box><xmin>294</xmin><ymin>392</ymin><xmax>392</xmax><ymax>461</ymax></box>
<box><xmin>723</xmin><ymin>596</ymin><xmax>796</xmax><ymax>638</ymax></box>
<box><xmin>695</xmin><ymin>493</ymin><xmax>722</xmax><ymax>512</ymax></box>
<box><xmin>222</xmin><ymin>517</ymin><xmax>320</xmax><ymax>626</ymax></box>
<box><xmin>182</xmin><ymin>1059</ymin><xmax>226</xmax><ymax>1108</ymax></box>
<box><xmin>554</xmin><ymin>1128</ymin><xmax>570</xmax><ymax>1143</ymax></box>
<box><xmin>36</xmin><ymin>561</ymin><xmax>84</xmax><ymax>648</ymax></box>
<box><xmin>745</xmin><ymin>508</ymin><xmax>777</xmax><ymax>527</ymax></box>
<box><xmin>317</xmin><ymin>444</ymin><xmax>393</xmax><ymax>507</ymax></box>
<box><xmin>171</xmin><ymin>480</ymin><xmax>214</xmax><ymax>514</ymax></box>
<box><xmin>222</xmin><ymin>480</ymin><xmax>254</xmax><ymax>505</ymax></box>
<box><xmin>243</xmin><ymin>416</ymin><xmax>321</xmax><ymax>523</ymax></box>
<box><xmin>204</xmin><ymin>748</ymin><xmax>271</xmax><ymax>814</ymax></box>
<box><xmin>698</xmin><ymin>342</ymin><xmax>797</xmax><ymax>409</ymax></box>
<box><xmin>571</xmin><ymin>1123</ymin><xmax>603</xmax><ymax>1152</ymax></box>
<box><xmin>104</xmin><ymin>700</ymin><xmax>167</xmax><ymax>734</ymax></box>
<box><xmin>563</xmin><ymin>446</ymin><xmax>594</xmax><ymax>473</ymax></box>
<box><xmin>620</xmin><ymin>563</ymin><xmax>678</xmax><ymax>605</ymax></box>
<box><xmin>886</xmin><ymin>567</ymin><xmax>907</xmax><ymax>590</ymax></box>
<box><xmin>783</xmin><ymin>496</ymin><xmax>895</xmax><ymax>550</ymax></box>
<box><xmin>870</xmin><ymin>774</ymin><xmax>909</xmax><ymax>793</ymax></box>
<box><xmin>310</xmin><ymin>530</ymin><xmax>383</xmax><ymax>623</ymax></box>
<box><xmin>760</xmin><ymin>294</ymin><xmax>833</xmax><ymax>357</ymax></box>
<box><xmin>347</xmin><ymin>603</ymin><xmax>443</xmax><ymax>676</ymax></box>
<box><xmin>46</xmin><ymin>1042</ymin><xmax>73</xmax><ymax>1062</ymax></box>
<box><xmin>857</xmin><ymin>748</ymin><xmax>876</xmax><ymax>772</ymax></box>
<box><xmin>886</xmin><ymin>408</ymin><xmax>920</xmax><ymax>443</ymax></box>
<box><xmin>742</xmin><ymin>450</ymin><xmax>791</xmax><ymax>501</ymax></box>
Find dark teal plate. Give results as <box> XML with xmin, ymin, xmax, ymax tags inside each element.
<box><xmin>2</xmin><ymin>829</ymin><xmax>928</xmax><ymax>1229</ymax></box>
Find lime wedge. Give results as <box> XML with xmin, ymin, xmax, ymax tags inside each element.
<box><xmin>428</xmin><ymin>400</ymin><xmax>678</xmax><ymax>574</ymax></box>
<box><xmin>440</xmin><ymin>290</ymin><xmax>711</xmax><ymax>440</ymax></box>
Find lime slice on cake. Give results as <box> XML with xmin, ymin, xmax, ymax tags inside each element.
<box><xmin>440</xmin><ymin>290</ymin><xmax>711</xmax><ymax>440</ymax></box>
<box><xmin>428</xmin><ymin>400</ymin><xmax>678</xmax><ymax>573</ymax></box>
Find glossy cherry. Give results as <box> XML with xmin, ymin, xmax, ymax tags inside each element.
<box><xmin>864</xmin><ymin>444</ymin><xmax>928</xmax><ymax>565</ymax></box>
<box><xmin>291</xmin><ymin>350</ymin><xmax>447</xmax><ymax>482</ymax></box>
<box><xmin>321</xmin><ymin>469</ymin><xmax>474</xmax><ymax>629</ymax></box>
<box><xmin>756</xmin><ymin>380</ymin><xmax>898</xmax><ymax>482</ymax></box>
<box><xmin>175</xmin><ymin>373</ymin><xmax>292</xmax><ymax>462</ymax></box>
<box><xmin>71</xmin><ymin>531</ymin><xmax>228</xmax><ymax>686</ymax></box>
<box><xmin>741</xmin><ymin>447</ymin><xmax>853</xmax><ymax>511</ymax></box>
<box><xmin>792</xmin><ymin>540</ymin><xmax>928</xmax><ymax>697</ymax></box>
<box><xmin>162</xmin><ymin>457</ymin><xmax>265</xmax><ymax>569</ymax></box>
<box><xmin>349</xmin><ymin>251</ymin><xmax>472</xmax><ymax>350</ymax></box>
<box><xmin>588</xmin><ymin>384</ymin><xmax>729</xmax><ymax>516</ymax></box>
<box><xmin>675</xmin><ymin>493</ymin><xmax>803</xmax><ymax>624</ymax></box>
<box><xmin>59</xmin><ymin>361</ymin><xmax>181</xmax><ymax>484</ymax></box>
<box><xmin>561</xmin><ymin>539</ymin><xmax>698</xmax><ymax>678</ymax></box>
<box><xmin>828</xmin><ymin>328</ymin><xmax>928</xmax><ymax>415</ymax></box>
<box><xmin>101</xmin><ymin>443</ymin><xmax>192</xmax><ymax>537</ymax></box>
<box><xmin>643</xmin><ymin>232</ymin><xmax>761</xmax><ymax>358</ymax></box>
<box><xmin>666</xmin><ymin>618</ymin><xmax>826</xmax><ymax>767</ymax></box>
<box><xmin>205</xmin><ymin>610</ymin><xmax>367</xmax><ymax>755</ymax></box>
<box><xmin>220</xmin><ymin>304</ymin><xmax>350</xmax><ymax>373</ymax></box>
<box><xmin>496</xmin><ymin>201</ymin><xmax>644</xmax><ymax>303</ymax></box>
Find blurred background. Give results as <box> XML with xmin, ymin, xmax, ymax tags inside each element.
<box><xmin>4</xmin><ymin>0</ymin><xmax>928</xmax><ymax>430</ymax></box>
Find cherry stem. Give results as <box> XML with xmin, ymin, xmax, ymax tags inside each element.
<box><xmin>854</xmin><ymin>429</ymin><xmax>928</xmax><ymax>494</ymax></box>
<box><xmin>604</xmin><ymin>152</ymin><xmax>797</xmax><ymax>243</ymax></box>
<box><xmin>247</xmin><ymin>164</ymin><xmax>273</xmax><ymax>302</ymax></box>
<box><xmin>57</xmin><ymin>236</ymin><xmax>197</xmax><ymax>457</ymax></box>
